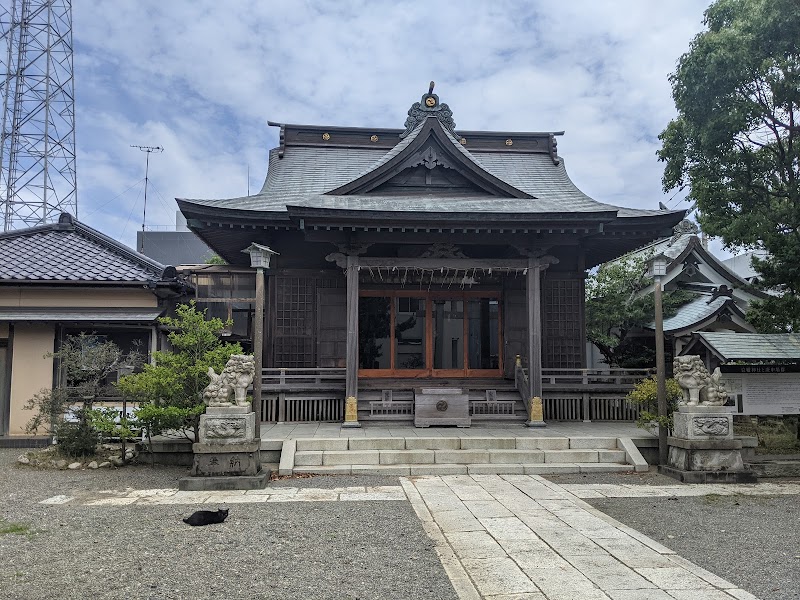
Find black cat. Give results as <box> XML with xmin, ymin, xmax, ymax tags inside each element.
<box><xmin>182</xmin><ymin>508</ymin><xmax>229</xmax><ymax>526</ymax></box>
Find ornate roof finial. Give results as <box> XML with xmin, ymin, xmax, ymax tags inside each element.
<box><xmin>400</xmin><ymin>82</ymin><xmax>457</xmax><ymax>139</ymax></box>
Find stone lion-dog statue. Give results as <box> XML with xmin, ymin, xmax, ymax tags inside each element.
<box><xmin>203</xmin><ymin>354</ymin><xmax>256</xmax><ymax>407</ymax></box>
<box><xmin>673</xmin><ymin>355</ymin><xmax>729</xmax><ymax>406</ymax></box>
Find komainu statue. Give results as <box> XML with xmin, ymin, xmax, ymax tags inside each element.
<box><xmin>672</xmin><ymin>355</ymin><xmax>729</xmax><ymax>406</ymax></box>
<box><xmin>203</xmin><ymin>354</ymin><xmax>256</xmax><ymax>407</ymax></box>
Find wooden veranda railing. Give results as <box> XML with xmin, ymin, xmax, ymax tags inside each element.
<box><xmin>515</xmin><ymin>365</ymin><xmax>651</xmax><ymax>422</ymax></box>
<box><xmin>260</xmin><ymin>368</ymin><xmax>346</xmax><ymax>423</ymax></box>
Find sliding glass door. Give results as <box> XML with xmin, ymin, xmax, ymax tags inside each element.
<box><xmin>359</xmin><ymin>291</ymin><xmax>501</xmax><ymax>377</ymax></box>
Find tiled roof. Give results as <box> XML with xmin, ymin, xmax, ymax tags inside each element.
<box><xmin>0</xmin><ymin>214</ymin><xmax>168</xmax><ymax>283</ymax></box>
<box><xmin>180</xmin><ymin>129</ymin><xmax>670</xmax><ymax>219</ymax></box>
<box><xmin>0</xmin><ymin>307</ymin><xmax>165</xmax><ymax>322</ymax></box>
<box><xmin>655</xmin><ymin>295</ymin><xmax>733</xmax><ymax>334</ymax></box>
<box><xmin>696</xmin><ymin>332</ymin><xmax>800</xmax><ymax>360</ymax></box>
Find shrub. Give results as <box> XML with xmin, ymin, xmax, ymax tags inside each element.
<box><xmin>55</xmin><ymin>420</ymin><xmax>99</xmax><ymax>458</ymax></box>
<box><xmin>626</xmin><ymin>376</ymin><xmax>683</xmax><ymax>431</ymax></box>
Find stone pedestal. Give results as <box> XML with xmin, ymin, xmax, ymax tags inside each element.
<box><xmin>179</xmin><ymin>406</ymin><xmax>269</xmax><ymax>491</ymax></box>
<box><xmin>660</xmin><ymin>406</ymin><xmax>756</xmax><ymax>483</ymax></box>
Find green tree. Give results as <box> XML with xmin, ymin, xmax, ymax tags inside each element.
<box><xmin>117</xmin><ymin>302</ymin><xmax>243</xmax><ymax>443</ymax></box>
<box><xmin>658</xmin><ymin>0</ymin><xmax>800</xmax><ymax>331</ymax></box>
<box><xmin>25</xmin><ymin>333</ymin><xmax>142</xmax><ymax>457</ymax></box>
<box><xmin>586</xmin><ymin>254</ymin><xmax>695</xmax><ymax>367</ymax></box>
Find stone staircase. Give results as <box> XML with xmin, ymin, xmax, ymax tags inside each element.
<box><xmin>273</xmin><ymin>436</ymin><xmax>647</xmax><ymax>476</ymax></box>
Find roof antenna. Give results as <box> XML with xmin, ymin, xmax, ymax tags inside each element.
<box><xmin>131</xmin><ymin>145</ymin><xmax>164</xmax><ymax>253</ymax></box>
<box><xmin>429</xmin><ymin>81</ymin><xmax>435</xmax><ymax>94</ymax></box>
<box><xmin>247</xmin><ymin>164</ymin><xmax>250</xmax><ymax>196</ymax></box>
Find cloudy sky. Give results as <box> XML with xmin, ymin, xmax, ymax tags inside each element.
<box><xmin>69</xmin><ymin>0</ymin><xmax>719</xmax><ymax>254</ymax></box>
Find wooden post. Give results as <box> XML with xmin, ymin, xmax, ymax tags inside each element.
<box><xmin>526</xmin><ymin>258</ymin><xmax>546</xmax><ymax>427</ymax></box>
<box><xmin>343</xmin><ymin>255</ymin><xmax>361</xmax><ymax>428</ymax></box>
<box><xmin>654</xmin><ymin>275</ymin><xmax>668</xmax><ymax>465</ymax></box>
<box><xmin>253</xmin><ymin>266</ymin><xmax>265</xmax><ymax>439</ymax></box>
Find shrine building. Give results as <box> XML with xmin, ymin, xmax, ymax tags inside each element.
<box><xmin>177</xmin><ymin>85</ymin><xmax>684</xmax><ymax>426</ymax></box>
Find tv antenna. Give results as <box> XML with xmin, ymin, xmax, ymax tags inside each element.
<box><xmin>130</xmin><ymin>144</ymin><xmax>163</xmax><ymax>252</ymax></box>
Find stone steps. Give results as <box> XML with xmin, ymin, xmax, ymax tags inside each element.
<box><xmin>272</xmin><ymin>436</ymin><xmax>647</xmax><ymax>476</ymax></box>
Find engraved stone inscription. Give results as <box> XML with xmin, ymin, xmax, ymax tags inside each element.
<box><xmin>692</xmin><ymin>417</ymin><xmax>730</xmax><ymax>436</ymax></box>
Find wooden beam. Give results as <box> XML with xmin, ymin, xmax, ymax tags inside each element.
<box><xmin>359</xmin><ymin>257</ymin><xmax>529</xmax><ymax>270</ymax></box>
<box><xmin>344</xmin><ymin>255</ymin><xmax>360</xmax><ymax>427</ymax></box>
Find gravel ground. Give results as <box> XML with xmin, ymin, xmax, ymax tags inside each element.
<box><xmin>0</xmin><ymin>448</ymin><xmax>457</xmax><ymax>600</ymax></box>
<box><xmin>589</xmin><ymin>493</ymin><xmax>800</xmax><ymax>600</ymax></box>
<box><xmin>544</xmin><ymin>467</ymin><xmax>679</xmax><ymax>486</ymax></box>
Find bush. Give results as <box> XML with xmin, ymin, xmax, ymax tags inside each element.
<box><xmin>55</xmin><ymin>420</ymin><xmax>99</xmax><ymax>458</ymax></box>
<box><xmin>626</xmin><ymin>376</ymin><xmax>683</xmax><ymax>431</ymax></box>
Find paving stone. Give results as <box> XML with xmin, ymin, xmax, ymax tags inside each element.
<box><xmin>445</xmin><ymin>531</ymin><xmax>505</xmax><ymax>559</ymax></box>
<box><xmin>565</xmin><ymin>554</ymin><xmax>656</xmax><ymax>591</ymax></box>
<box><xmin>593</xmin><ymin>538</ymin><xmax>674</xmax><ymax>568</ymax></box>
<box><xmin>433</xmin><ymin>509</ymin><xmax>484</xmax><ymax>533</ymax></box>
<box><xmin>570</xmin><ymin>437</ymin><xmax>618</xmax><ymax>449</ymax></box>
<box><xmin>460</xmin><ymin>437</ymin><xmax>516</xmax><ymax>450</ymax></box>
<box><xmin>380</xmin><ymin>449</ymin><xmax>435</xmax><ymax>465</ymax></box>
<box><xmin>460</xmin><ymin>557</ymin><xmax>540</xmax><ymax>596</ymax></box>
<box><xmin>511</xmin><ymin>549</ymin><xmax>573</xmax><ymax>571</ymax></box>
<box><xmin>725</xmin><ymin>590</ymin><xmax>761</xmax><ymax>600</ymax></box>
<box><xmin>665</xmin><ymin>591</ymin><xmax>743</xmax><ymax>600</ymax></box>
<box><xmin>479</xmin><ymin>516</ymin><xmax>535</xmax><ymax>540</ymax></box>
<box><xmin>606</xmin><ymin>591</ymin><xmax>675</xmax><ymax>600</ymax></box>
<box><xmin>516</xmin><ymin>437</ymin><xmax>569</xmax><ymax>450</ymax></box>
<box><xmin>634</xmin><ymin>567</ymin><xmax>713</xmax><ymax>590</ymax></box>
<box><xmin>463</xmin><ymin>500</ymin><xmax>514</xmax><ymax>519</ymax></box>
<box><xmin>444</xmin><ymin>480</ymin><xmax>496</xmax><ymax>501</ymax></box>
<box><xmin>482</xmin><ymin>593</ymin><xmax>545</xmax><ymax>599</ymax></box>
<box><xmin>525</xmin><ymin>566</ymin><xmax>611</xmax><ymax>600</ymax></box>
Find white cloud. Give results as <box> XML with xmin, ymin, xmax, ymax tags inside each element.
<box><xmin>68</xmin><ymin>0</ymin><xmax>709</xmax><ymax>249</ymax></box>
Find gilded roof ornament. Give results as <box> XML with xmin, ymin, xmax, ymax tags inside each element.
<box><xmin>400</xmin><ymin>81</ymin><xmax>457</xmax><ymax>139</ymax></box>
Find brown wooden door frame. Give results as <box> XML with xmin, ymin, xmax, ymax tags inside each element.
<box><xmin>359</xmin><ymin>289</ymin><xmax>503</xmax><ymax>378</ymax></box>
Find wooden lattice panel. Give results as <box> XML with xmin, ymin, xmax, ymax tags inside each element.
<box><xmin>543</xmin><ymin>279</ymin><xmax>582</xmax><ymax>369</ymax></box>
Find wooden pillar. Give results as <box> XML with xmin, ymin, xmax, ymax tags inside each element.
<box><xmin>343</xmin><ymin>255</ymin><xmax>361</xmax><ymax>428</ymax></box>
<box><xmin>527</xmin><ymin>259</ymin><xmax>543</xmax><ymax>399</ymax></box>
<box><xmin>253</xmin><ymin>266</ymin><xmax>265</xmax><ymax>439</ymax></box>
<box><xmin>654</xmin><ymin>275</ymin><xmax>667</xmax><ymax>465</ymax></box>
<box><xmin>526</xmin><ymin>256</ymin><xmax>554</xmax><ymax>427</ymax></box>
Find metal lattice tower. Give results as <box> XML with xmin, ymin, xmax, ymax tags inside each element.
<box><xmin>0</xmin><ymin>0</ymin><xmax>77</xmax><ymax>231</ymax></box>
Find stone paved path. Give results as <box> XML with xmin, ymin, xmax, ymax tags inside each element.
<box><xmin>39</xmin><ymin>477</ymin><xmax>798</xmax><ymax>599</ymax></box>
<box><xmin>402</xmin><ymin>475</ymin><xmax>762</xmax><ymax>600</ymax></box>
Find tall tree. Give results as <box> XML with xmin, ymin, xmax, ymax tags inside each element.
<box><xmin>586</xmin><ymin>254</ymin><xmax>694</xmax><ymax>368</ymax></box>
<box><xmin>658</xmin><ymin>0</ymin><xmax>800</xmax><ymax>332</ymax></box>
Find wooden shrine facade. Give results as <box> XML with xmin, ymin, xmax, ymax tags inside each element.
<box><xmin>177</xmin><ymin>85</ymin><xmax>684</xmax><ymax>421</ymax></box>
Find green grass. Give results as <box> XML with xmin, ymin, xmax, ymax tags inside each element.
<box><xmin>0</xmin><ymin>519</ymin><xmax>31</xmax><ymax>536</ymax></box>
<box><xmin>734</xmin><ymin>417</ymin><xmax>800</xmax><ymax>455</ymax></box>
